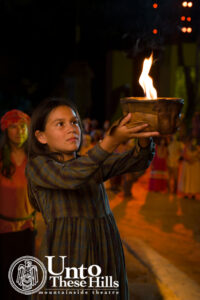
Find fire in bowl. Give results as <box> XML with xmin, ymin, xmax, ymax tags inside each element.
<box><xmin>120</xmin><ymin>97</ymin><xmax>184</xmax><ymax>135</ymax></box>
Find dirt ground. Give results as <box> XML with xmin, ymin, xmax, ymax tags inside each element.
<box><xmin>108</xmin><ymin>167</ymin><xmax>200</xmax><ymax>286</ymax></box>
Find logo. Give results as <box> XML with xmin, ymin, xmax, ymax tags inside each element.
<box><xmin>8</xmin><ymin>256</ymin><xmax>47</xmax><ymax>295</ymax></box>
<box><xmin>9</xmin><ymin>256</ymin><xmax>119</xmax><ymax>296</ymax></box>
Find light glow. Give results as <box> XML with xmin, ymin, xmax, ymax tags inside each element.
<box><xmin>182</xmin><ymin>1</ymin><xmax>188</xmax><ymax>7</ymax></box>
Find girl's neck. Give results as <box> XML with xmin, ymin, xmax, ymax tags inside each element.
<box><xmin>10</xmin><ymin>143</ymin><xmax>25</xmax><ymax>154</ymax></box>
<box><xmin>10</xmin><ymin>145</ymin><xmax>26</xmax><ymax>166</ymax></box>
<box><xmin>62</xmin><ymin>152</ymin><xmax>76</xmax><ymax>161</ymax></box>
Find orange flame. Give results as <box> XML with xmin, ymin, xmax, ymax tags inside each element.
<box><xmin>139</xmin><ymin>53</ymin><xmax>157</xmax><ymax>99</ymax></box>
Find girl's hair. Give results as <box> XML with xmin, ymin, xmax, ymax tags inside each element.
<box><xmin>0</xmin><ymin>131</ymin><xmax>28</xmax><ymax>178</ymax></box>
<box><xmin>28</xmin><ymin>97</ymin><xmax>83</xmax><ymax>160</ymax></box>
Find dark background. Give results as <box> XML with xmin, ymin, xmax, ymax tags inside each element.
<box><xmin>0</xmin><ymin>0</ymin><xmax>199</xmax><ymax>124</ymax></box>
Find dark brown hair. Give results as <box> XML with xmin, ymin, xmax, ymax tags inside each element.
<box><xmin>0</xmin><ymin>130</ymin><xmax>28</xmax><ymax>178</ymax></box>
<box><xmin>28</xmin><ymin>97</ymin><xmax>83</xmax><ymax>160</ymax></box>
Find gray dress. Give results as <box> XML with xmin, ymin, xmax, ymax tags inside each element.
<box><xmin>26</xmin><ymin>141</ymin><xmax>154</xmax><ymax>299</ymax></box>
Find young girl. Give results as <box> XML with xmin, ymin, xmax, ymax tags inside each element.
<box><xmin>0</xmin><ymin>109</ymin><xmax>35</xmax><ymax>300</ymax></box>
<box><xmin>26</xmin><ymin>97</ymin><xmax>159</xmax><ymax>299</ymax></box>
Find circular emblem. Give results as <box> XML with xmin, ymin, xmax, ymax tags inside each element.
<box><xmin>8</xmin><ymin>255</ymin><xmax>47</xmax><ymax>295</ymax></box>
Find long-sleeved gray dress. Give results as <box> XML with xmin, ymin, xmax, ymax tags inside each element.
<box><xmin>26</xmin><ymin>141</ymin><xmax>154</xmax><ymax>300</ymax></box>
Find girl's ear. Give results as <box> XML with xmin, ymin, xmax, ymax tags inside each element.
<box><xmin>35</xmin><ymin>130</ymin><xmax>47</xmax><ymax>144</ymax></box>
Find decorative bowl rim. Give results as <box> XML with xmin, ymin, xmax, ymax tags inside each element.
<box><xmin>120</xmin><ymin>97</ymin><xmax>184</xmax><ymax>104</ymax></box>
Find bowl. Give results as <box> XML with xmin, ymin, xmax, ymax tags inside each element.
<box><xmin>120</xmin><ymin>97</ymin><xmax>184</xmax><ymax>135</ymax></box>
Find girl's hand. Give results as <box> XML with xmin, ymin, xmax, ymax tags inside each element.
<box><xmin>111</xmin><ymin>113</ymin><xmax>160</xmax><ymax>143</ymax></box>
<box><xmin>100</xmin><ymin>114</ymin><xmax>160</xmax><ymax>153</ymax></box>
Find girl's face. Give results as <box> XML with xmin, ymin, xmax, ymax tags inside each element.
<box><xmin>7</xmin><ymin>122</ymin><xmax>28</xmax><ymax>148</ymax></box>
<box><xmin>36</xmin><ymin>105</ymin><xmax>81</xmax><ymax>160</ymax></box>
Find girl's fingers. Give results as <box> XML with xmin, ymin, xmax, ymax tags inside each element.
<box><xmin>131</xmin><ymin>131</ymin><xmax>160</xmax><ymax>137</ymax></box>
<box><xmin>120</xmin><ymin>113</ymin><xmax>132</xmax><ymax>126</ymax></box>
<box><xmin>127</xmin><ymin>123</ymin><xmax>149</xmax><ymax>132</ymax></box>
<box><xmin>118</xmin><ymin>117</ymin><xmax>160</xmax><ymax>137</ymax></box>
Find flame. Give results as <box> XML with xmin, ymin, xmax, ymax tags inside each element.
<box><xmin>139</xmin><ymin>53</ymin><xmax>157</xmax><ymax>99</ymax></box>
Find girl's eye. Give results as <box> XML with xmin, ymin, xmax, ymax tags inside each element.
<box><xmin>9</xmin><ymin>124</ymin><xmax>17</xmax><ymax>129</ymax></box>
<box><xmin>72</xmin><ymin>120</ymin><xmax>78</xmax><ymax>125</ymax></box>
<box><xmin>57</xmin><ymin>122</ymin><xmax>64</xmax><ymax>127</ymax></box>
<box><xmin>20</xmin><ymin>124</ymin><xmax>26</xmax><ymax>129</ymax></box>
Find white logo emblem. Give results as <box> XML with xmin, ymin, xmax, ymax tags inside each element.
<box><xmin>8</xmin><ymin>256</ymin><xmax>47</xmax><ymax>295</ymax></box>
